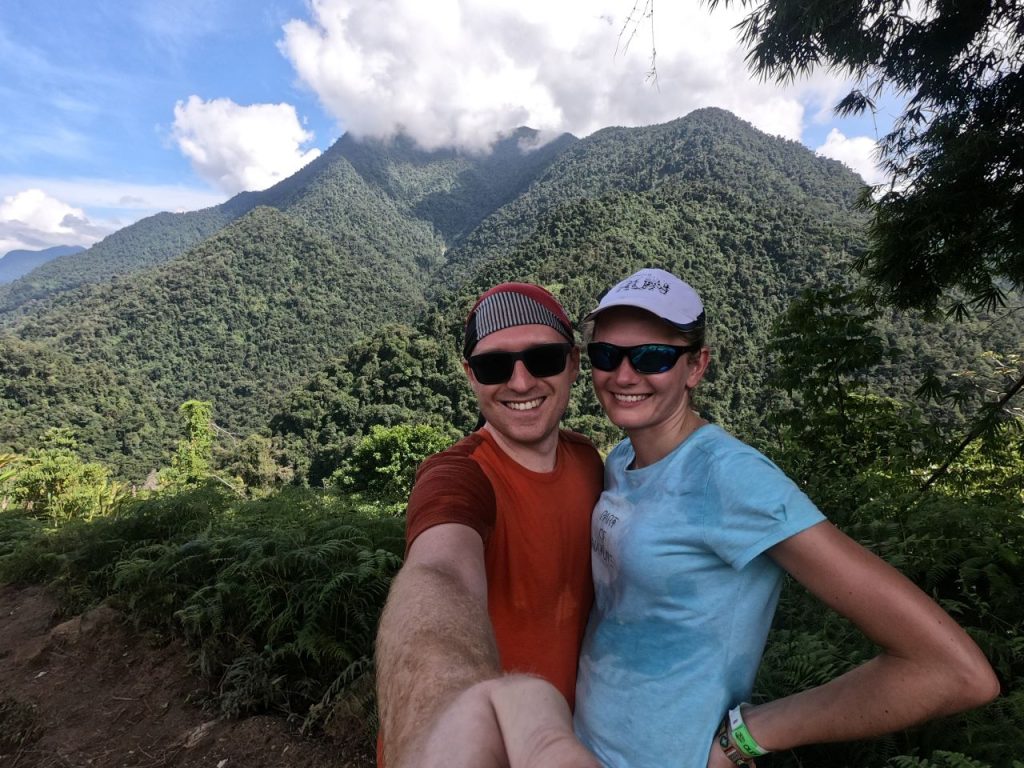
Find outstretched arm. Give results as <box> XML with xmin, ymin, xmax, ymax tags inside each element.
<box><xmin>376</xmin><ymin>522</ymin><xmax>596</xmax><ymax>768</ymax></box>
<box><xmin>376</xmin><ymin>523</ymin><xmax>498</xmax><ymax>768</ymax></box>
<box><xmin>709</xmin><ymin>521</ymin><xmax>999</xmax><ymax>766</ymax></box>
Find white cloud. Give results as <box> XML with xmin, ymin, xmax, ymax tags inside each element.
<box><xmin>815</xmin><ymin>128</ymin><xmax>886</xmax><ymax>185</ymax></box>
<box><xmin>279</xmin><ymin>0</ymin><xmax>855</xmax><ymax>151</ymax></box>
<box><xmin>0</xmin><ymin>176</ymin><xmax>229</xmax><ymax>257</ymax></box>
<box><xmin>171</xmin><ymin>96</ymin><xmax>322</xmax><ymax>194</ymax></box>
<box><xmin>0</xmin><ymin>188</ymin><xmax>110</xmax><ymax>256</ymax></box>
<box><xmin>0</xmin><ymin>176</ymin><xmax>226</xmax><ymax>215</ymax></box>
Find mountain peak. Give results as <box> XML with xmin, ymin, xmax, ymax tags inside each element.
<box><xmin>0</xmin><ymin>245</ymin><xmax>86</xmax><ymax>284</ymax></box>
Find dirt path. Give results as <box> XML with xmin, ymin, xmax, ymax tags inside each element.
<box><xmin>0</xmin><ymin>585</ymin><xmax>374</xmax><ymax>768</ymax></box>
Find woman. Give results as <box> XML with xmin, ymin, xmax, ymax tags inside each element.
<box><xmin>573</xmin><ymin>268</ymin><xmax>999</xmax><ymax>768</ymax></box>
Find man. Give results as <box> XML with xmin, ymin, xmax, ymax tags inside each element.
<box><xmin>375</xmin><ymin>283</ymin><xmax>604</xmax><ymax>768</ymax></box>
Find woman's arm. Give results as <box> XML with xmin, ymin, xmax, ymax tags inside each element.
<box><xmin>709</xmin><ymin>521</ymin><xmax>999</xmax><ymax>765</ymax></box>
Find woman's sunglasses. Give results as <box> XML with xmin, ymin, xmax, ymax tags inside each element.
<box><xmin>587</xmin><ymin>342</ymin><xmax>698</xmax><ymax>374</ymax></box>
<box><xmin>468</xmin><ymin>343</ymin><xmax>574</xmax><ymax>385</ymax></box>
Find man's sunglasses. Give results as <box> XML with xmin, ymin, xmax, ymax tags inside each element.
<box><xmin>587</xmin><ymin>342</ymin><xmax>698</xmax><ymax>374</ymax></box>
<box><xmin>468</xmin><ymin>343</ymin><xmax>574</xmax><ymax>385</ymax></box>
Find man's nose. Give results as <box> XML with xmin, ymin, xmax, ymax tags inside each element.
<box><xmin>506</xmin><ymin>359</ymin><xmax>536</xmax><ymax>390</ymax></box>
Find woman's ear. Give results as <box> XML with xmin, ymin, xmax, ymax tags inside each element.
<box><xmin>685</xmin><ymin>347</ymin><xmax>711</xmax><ymax>389</ymax></box>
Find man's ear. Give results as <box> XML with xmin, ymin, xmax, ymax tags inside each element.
<box><xmin>569</xmin><ymin>345</ymin><xmax>581</xmax><ymax>379</ymax></box>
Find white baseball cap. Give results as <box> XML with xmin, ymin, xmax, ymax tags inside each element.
<box><xmin>584</xmin><ymin>268</ymin><xmax>706</xmax><ymax>331</ymax></box>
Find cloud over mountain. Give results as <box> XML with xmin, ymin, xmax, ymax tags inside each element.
<box><xmin>172</xmin><ymin>96</ymin><xmax>322</xmax><ymax>194</ymax></box>
<box><xmin>815</xmin><ymin>128</ymin><xmax>886</xmax><ymax>186</ymax></box>
<box><xmin>279</xmin><ymin>0</ymin><xmax>851</xmax><ymax>151</ymax></box>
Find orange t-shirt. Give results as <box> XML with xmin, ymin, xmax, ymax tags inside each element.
<box><xmin>404</xmin><ymin>428</ymin><xmax>603</xmax><ymax>707</ymax></box>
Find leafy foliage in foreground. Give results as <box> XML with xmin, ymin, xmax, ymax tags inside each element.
<box><xmin>752</xmin><ymin>289</ymin><xmax>1024</xmax><ymax>768</ymax></box>
<box><xmin>1</xmin><ymin>288</ymin><xmax>1022</xmax><ymax>764</ymax></box>
<box><xmin>0</xmin><ymin>484</ymin><xmax>404</xmax><ymax>733</ymax></box>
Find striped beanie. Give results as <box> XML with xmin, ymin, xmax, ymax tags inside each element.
<box><xmin>463</xmin><ymin>283</ymin><xmax>574</xmax><ymax>357</ymax></box>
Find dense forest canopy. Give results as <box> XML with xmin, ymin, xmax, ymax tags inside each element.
<box><xmin>2</xmin><ymin>108</ymin><xmax>1020</xmax><ymax>482</ymax></box>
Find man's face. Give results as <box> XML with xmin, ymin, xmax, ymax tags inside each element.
<box><xmin>463</xmin><ymin>324</ymin><xmax>579</xmax><ymax>460</ymax></box>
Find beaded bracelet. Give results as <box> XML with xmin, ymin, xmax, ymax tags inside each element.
<box><xmin>728</xmin><ymin>704</ymin><xmax>769</xmax><ymax>758</ymax></box>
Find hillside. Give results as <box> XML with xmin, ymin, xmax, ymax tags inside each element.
<box><xmin>264</xmin><ymin>112</ymin><xmax>831</xmax><ymax>470</ymax></box>
<box><xmin>0</xmin><ymin>209</ymin><xmax>236</xmax><ymax>320</ymax></box>
<box><xmin>3</xmin><ymin>108</ymin><xmax>1021</xmax><ymax>480</ymax></box>
<box><xmin>3</xmin><ymin>204</ymin><xmax>436</xmax><ymax>478</ymax></box>
<box><xmin>270</xmin><ymin>111</ymin><xmax>1024</xmax><ymax>477</ymax></box>
<box><xmin>0</xmin><ymin>130</ymin><xmax>574</xmax><ymax>477</ymax></box>
<box><xmin>431</xmin><ymin>108</ymin><xmax>861</xmax><ymax>292</ymax></box>
<box><xmin>0</xmin><ymin>129</ymin><xmax>571</xmax><ymax>321</ymax></box>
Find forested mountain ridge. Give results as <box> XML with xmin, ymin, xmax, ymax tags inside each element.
<box><xmin>337</xmin><ymin>128</ymin><xmax>578</xmax><ymax>243</ymax></box>
<box><xmin>3</xmin><ymin>108</ymin><xmax>1022</xmax><ymax>481</ymax></box>
<box><xmin>0</xmin><ymin>208</ymin><xmax>238</xmax><ymax>320</ymax></box>
<box><xmin>0</xmin><ymin>127</ymin><xmax>572</xmax><ymax>322</ymax></box>
<box><xmin>3</xmin><ymin>204</ymin><xmax>441</xmax><ymax>478</ymax></box>
<box><xmin>270</xmin><ymin>110</ymin><xmax>1024</xmax><ymax>477</ymax></box>
<box><xmin>0</xmin><ymin>127</ymin><xmax>575</xmax><ymax>477</ymax></box>
<box><xmin>432</xmin><ymin>108</ymin><xmax>862</xmax><ymax>293</ymax></box>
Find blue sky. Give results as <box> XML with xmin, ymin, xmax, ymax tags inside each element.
<box><xmin>0</xmin><ymin>0</ymin><xmax>896</xmax><ymax>257</ymax></box>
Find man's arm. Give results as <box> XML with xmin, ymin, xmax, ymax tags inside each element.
<box><xmin>708</xmin><ymin>521</ymin><xmax>999</xmax><ymax>766</ymax></box>
<box><xmin>421</xmin><ymin>675</ymin><xmax>601</xmax><ymax>768</ymax></box>
<box><xmin>376</xmin><ymin>523</ymin><xmax>499</xmax><ymax>768</ymax></box>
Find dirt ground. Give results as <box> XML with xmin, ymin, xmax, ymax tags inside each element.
<box><xmin>0</xmin><ymin>584</ymin><xmax>375</xmax><ymax>768</ymax></box>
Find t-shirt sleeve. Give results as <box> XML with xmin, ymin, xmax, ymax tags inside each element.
<box><xmin>703</xmin><ymin>447</ymin><xmax>826</xmax><ymax>570</ymax></box>
<box><xmin>404</xmin><ymin>453</ymin><xmax>497</xmax><ymax>555</ymax></box>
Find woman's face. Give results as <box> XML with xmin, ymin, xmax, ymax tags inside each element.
<box><xmin>590</xmin><ymin>307</ymin><xmax>709</xmax><ymax>438</ymax></box>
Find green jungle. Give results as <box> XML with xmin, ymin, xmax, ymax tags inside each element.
<box><xmin>2</xmin><ymin>107</ymin><xmax>1022</xmax><ymax>767</ymax></box>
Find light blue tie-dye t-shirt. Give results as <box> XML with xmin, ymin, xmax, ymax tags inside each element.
<box><xmin>574</xmin><ymin>424</ymin><xmax>825</xmax><ymax>768</ymax></box>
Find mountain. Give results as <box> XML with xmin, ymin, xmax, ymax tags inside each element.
<box><xmin>0</xmin><ymin>245</ymin><xmax>85</xmax><ymax>283</ymax></box>
<box><xmin>431</xmin><ymin>108</ymin><xmax>861</xmax><ymax>294</ymax></box>
<box><xmin>0</xmin><ymin>127</ymin><xmax>576</xmax><ymax>477</ymax></box>
<box><xmin>3</xmin><ymin>108</ymin><xmax>1020</xmax><ymax>480</ymax></box>
<box><xmin>0</xmin><ymin>128</ymin><xmax>574</xmax><ymax>322</ymax></box>
<box><xmin>416</xmin><ymin>108</ymin><xmax>875</xmax><ymax>439</ymax></box>
<box><xmin>270</xmin><ymin>110</ymin><xmax>1024</xmax><ymax>479</ymax></box>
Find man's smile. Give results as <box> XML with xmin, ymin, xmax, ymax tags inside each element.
<box><xmin>503</xmin><ymin>397</ymin><xmax>545</xmax><ymax>411</ymax></box>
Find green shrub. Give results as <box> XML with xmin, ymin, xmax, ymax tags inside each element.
<box><xmin>0</xmin><ymin>430</ymin><xmax>125</xmax><ymax>523</ymax></box>
<box><xmin>333</xmin><ymin>423</ymin><xmax>455</xmax><ymax>503</ymax></box>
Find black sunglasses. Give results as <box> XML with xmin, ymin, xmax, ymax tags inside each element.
<box><xmin>587</xmin><ymin>342</ymin><xmax>698</xmax><ymax>374</ymax></box>
<box><xmin>468</xmin><ymin>343</ymin><xmax>574</xmax><ymax>385</ymax></box>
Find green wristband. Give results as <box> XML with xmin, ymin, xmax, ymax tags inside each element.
<box><xmin>728</xmin><ymin>704</ymin><xmax>768</xmax><ymax>758</ymax></box>
<box><xmin>716</xmin><ymin>718</ymin><xmax>755</xmax><ymax>767</ymax></box>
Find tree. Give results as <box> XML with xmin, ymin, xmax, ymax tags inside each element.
<box><xmin>333</xmin><ymin>424</ymin><xmax>456</xmax><ymax>503</ymax></box>
<box><xmin>707</xmin><ymin>0</ymin><xmax>1023</xmax><ymax>313</ymax></box>
<box><xmin>705</xmin><ymin>0</ymin><xmax>1024</xmax><ymax>485</ymax></box>
<box><xmin>160</xmin><ymin>400</ymin><xmax>216</xmax><ymax>489</ymax></box>
<box><xmin>0</xmin><ymin>428</ymin><xmax>123</xmax><ymax>521</ymax></box>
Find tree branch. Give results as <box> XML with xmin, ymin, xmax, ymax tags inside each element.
<box><xmin>913</xmin><ymin>368</ymin><xmax>1024</xmax><ymax>501</ymax></box>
